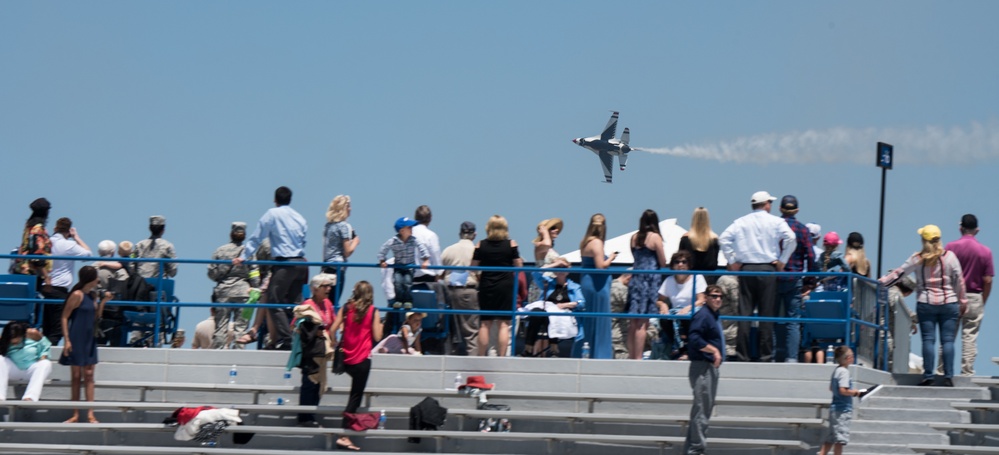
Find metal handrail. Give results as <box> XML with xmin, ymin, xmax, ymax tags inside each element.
<box><xmin>1</xmin><ymin>253</ymin><xmax>889</xmax><ymax>369</ymax></box>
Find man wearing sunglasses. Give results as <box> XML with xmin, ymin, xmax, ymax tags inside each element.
<box><xmin>684</xmin><ymin>284</ymin><xmax>725</xmax><ymax>455</ymax></box>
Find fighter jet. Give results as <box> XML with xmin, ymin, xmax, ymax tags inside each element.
<box><xmin>572</xmin><ymin>111</ymin><xmax>631</xmax><ymax>183</ymax></box>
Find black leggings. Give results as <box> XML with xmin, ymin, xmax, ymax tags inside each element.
<box><xmin>341</xmin><ymin>358</ymin><xmax>372</xmax><ymax>428</ymax></box>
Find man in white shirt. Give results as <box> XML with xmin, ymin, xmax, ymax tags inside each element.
<box><xmin>46</xmin><ymin>217</ymin><xmax>93</xmax><ymax>344</ymax></box>
<box><xmin>412</xmin><ymin>205</ymin><xmax>443</xmax><ymax>283</ymax></box>
<box><xmin>719</xmin><ymin>191</ymin><xmax>796</xmax><ymax>362</ymax></box>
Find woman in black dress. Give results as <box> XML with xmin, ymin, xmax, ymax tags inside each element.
<box><xmin>471</xmin><ymin>215</ymin><xmax>523</xmax><ymax>357</ymax></box>
<box><xmin>59</xmin><ymin>266</ymin><xmax>111</xmax><ymax>423</ymax></box>
<box><xmin>678</xmin><ymin>207</ymin><xmax>720</xmax><ymax>285</ymax></box>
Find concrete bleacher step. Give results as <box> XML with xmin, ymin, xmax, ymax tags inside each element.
<box><xmin>870</xmin><ymin>396</ymin><xmax>976</xmax><ymax>410</ymax></box>
<box><xmin>841</xmin><ymin>383</ymin><xmax>988</xmax><ymax>455</ymax></box>
<box><xmin>874</xmin><ymin>384</ymin><xmax>990</xmax><ymax>400</ymax></box>
<box><xmin>857</xmin><ymin>406</ymin><xmax>970</xmax><ymax>423</ymax></box>
<box><xmin>850</xmin><ymin>429</ymin><xmax>949</xmax><ymax>445</ymax></box>
<box><xmin>843</xmin><ymin>442</ymin><xmax>929</xmax><ymax>454</ymax></box>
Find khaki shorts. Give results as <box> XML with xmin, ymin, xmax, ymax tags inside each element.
<box><xmin>824</xmin><ymin>409</ymin><xmax>852</xmax><ymax>445</ymax></box>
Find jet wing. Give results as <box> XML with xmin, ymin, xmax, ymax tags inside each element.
<box><xmin>600</xmin><ymin>111</ymin><xmax>619</xmax><ymax>141</ymax></box>
<box><xmin>598</xmin><ymin>150</ymin><xmax>614</xmax><ymax>183</ymax></box>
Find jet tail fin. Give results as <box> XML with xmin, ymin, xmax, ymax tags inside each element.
<box><xmin>619</xmin><ymin>152</ymin><xmax>628</xmax><ymax>171</ymax></box>
<box><xmin>620</xmin><ymin>127</ymin><xmax>630</xmax><ymax>145</ymax></box>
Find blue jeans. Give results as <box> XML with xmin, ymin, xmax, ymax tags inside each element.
<box><xmin>775</xmin><ymin>279</ymin><xmax>803</xmax><ymax>363</ymax></box>
<box><xmin>917</xmin><ymin>302</ymin><xmax>959</xmax><ymax>379</ymax></box>
<box><xmin>393</xmin><ymin>269</ymin><xmax>414</xmax><ymax>304</ymax></box>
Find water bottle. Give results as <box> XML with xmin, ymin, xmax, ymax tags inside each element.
<box><xmin>378</xmin><ymin>410</ymin><xmax>387</xmax><ymax>429</ymax></box>
<box><xmin>825</xmin><ymin>345</ymin><xmax>835</xmax><ymax>364</ymax></box>
<box><xmin>242</xmin><ymin>287</ymin><xmax>261</xmax><ymax>320</ymax></box>
<box><xmin>228</xmin><ymin>365</ymin><xmax>238</xmax><ymax>384</ymax></box>
<box><xmin>453</xmin><ymin>373</ymin><xmax>462</xmax><ymax>391</ymax></box>
<box><xmin>581</xmin><ymin>342</ymin><xmax>591</xmax><ymax>359</ymax></box>
<box><xmin>278</xmin><ymin>371</ymin><xmax>294</xmax><ymax>405</ymax></box>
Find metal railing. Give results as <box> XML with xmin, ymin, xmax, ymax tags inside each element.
<box><xmin>1</xmin><ymin>253</ymin><xmax>892</xmax><ymax>370</ymax></box>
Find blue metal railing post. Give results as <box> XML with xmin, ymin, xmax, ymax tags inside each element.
<box><xmin>153</xmin><ymin>263</ymin><xmax>165</xmax><ymax>347</ymax></box>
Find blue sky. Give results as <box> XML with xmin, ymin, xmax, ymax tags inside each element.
<box><xmin>2</xmin><ymin>2</ymin><xmax>997</xmax><ymax>373</ymax></box>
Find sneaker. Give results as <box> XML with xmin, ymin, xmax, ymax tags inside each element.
<box><xmin>942</xmin><ymin>378</ymin><xmax>954</xmax><ymax>387</ymax></box>
<box><xmin>858</xmin><ymin>384</ymin><xmax>882</xmax><ymax>402</ymax></box>
<box><xmin>298</xmin><ymin>420</ymin><xmax>322</xmax><ymax>428</ymax></box>
<box><xmin>918</xmin><ymin>378</ymin><xmax>934</xmax><ymax>386</ymax></box>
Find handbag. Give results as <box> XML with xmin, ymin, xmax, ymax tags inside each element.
<box><xmin>332</xmin><ymin>346</ymin><xmax>347</xmax><ymax>375</ymax></box>
<box><xmin>343</xmin><ymin>411</ymin><xmax>380</xmax><ymax>431</ymax></box>
<box><xmin>332</xmin><ymin>305</ymin><xmax>351</xmax><ymax>375</ymax></box>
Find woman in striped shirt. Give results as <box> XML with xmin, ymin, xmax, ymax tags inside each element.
<box><xmin>880</xmin><ymin>225</ymin><xmax>967</xmax><ymax>387</ymax></box>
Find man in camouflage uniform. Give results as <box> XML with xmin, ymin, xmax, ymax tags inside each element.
<box><xmin>135</xmin><ymin>215</ymin><xmax>177</xmax><ymax>279</ymax></box>
<box><xmin>610</xmin><ymin>273</ymin><xmax>631</xmax><ymax>359</ymax></box>
<box><xmin>715</xmin><ymin>275</ymin><xmax>740</xmax><ymax>359</ymax></box>
<box><xmin>208</xmin><ymin>222</ymin><xmax>260</xmax><ymax>349</ymax></box>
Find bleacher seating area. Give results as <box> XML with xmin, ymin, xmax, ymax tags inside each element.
<box><xmin>0</xmin><ymin>347</ymin><xmax>841</xmax><ymax>455</ymax></box>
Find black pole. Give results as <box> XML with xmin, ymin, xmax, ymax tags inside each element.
<box><xmin>877</xmin><ymin>166</ymin><xmax>887</xmax><ymax>277</ymax></box>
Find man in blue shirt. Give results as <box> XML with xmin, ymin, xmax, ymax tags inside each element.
<box><xmin>235</xmin><ymin>186</ymin><xmax>308</xmax><ymax>350</ymax></box>
<box><xmin>683</xmin><ymin>284</ymin><xmax>725</xmax><ymax>455</ymax></box>
<box><xmin>776</xmin><ymin>195</ymin><xmax>816</xmax><ymax>363</ymax></box>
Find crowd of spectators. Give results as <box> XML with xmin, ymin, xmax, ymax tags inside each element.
<box><xmin>5</xmin><ymin>190</ymin><xmax>992</xmax><ymax>378</ymax></box>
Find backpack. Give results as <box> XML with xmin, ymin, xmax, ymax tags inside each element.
<box><xmin>122</xmin><ymin>273</ymin><xmax>156</xmax><ymax>311</ymax></box>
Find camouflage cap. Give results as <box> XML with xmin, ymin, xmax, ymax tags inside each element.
<box><xmin>231</xmin><ymin>221</ymin><xmax>247</xmax><ymax>232</ymax></box>
<box><xmin>150</xmin><ymin>215</ymin><xmax>166</xmax><ymax>226</ymax></box>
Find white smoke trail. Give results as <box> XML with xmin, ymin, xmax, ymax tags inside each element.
<box><xmin>634</xmin><ymin>122</ymin><xmax>999</xmax><ymax>165</ymax></box>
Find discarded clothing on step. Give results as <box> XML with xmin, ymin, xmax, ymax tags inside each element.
<box><xmin>172</xmin><ymin>407</ymin><xmax>242</xmax><ymax>441</ymax></box>
<box><xmin>193</xmin><ymin>420</ymin><xmax>230</xmax><ymax>445</ymax></box>
<box><xmin>163</xmin><ymin>406</ymin><xmax>215</xmax><ymax>426</ymax></box>
<box><xmin>408</xmin><ymin>396</ymin><xmax>448</xmax><ymax>443</ymax></box>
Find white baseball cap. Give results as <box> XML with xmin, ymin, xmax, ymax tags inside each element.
<box><xmin>750</xmin><ymin>191</ymin><xmax>777</xmax><ymax>204</ymax></box>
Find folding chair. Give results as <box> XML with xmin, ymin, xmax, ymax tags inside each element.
<box><xmin>802</xmin><ymin>291</ymin><xmax>850</xmax><ymax>350</ymax></box>
<box><xmin>0</xmin><ymin>274</ymin><xmax>37</xmax><ymax>323</ymax></box>
<box><xmin>411</xmin><ymin>288</ymin><xmax>450</xmax><ymax>354</ymax></box>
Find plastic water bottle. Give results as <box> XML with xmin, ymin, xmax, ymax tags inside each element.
<box><xmin>581</xmin><ymin>342</ymin><xmax>591</xmax><ymax>359</ymax></box>
<box><xmin>278</xmin><ymin>371</ymin><xmax>292</xmax><ymax>404</ymax></box>
<box><xmin>825</xmin><ymin>346</ymin><xmax>835</xmax><ymax>364</ymax></box>
<box><xmin>453</xmin><ymin>373</ymin><xmax>462</xmax><ymax>391</ymax></box>
<box><xmin>228</xmin><ymin>365</ymin><xmax>238</xmax><ymax>384</ymax></box>
<box><xmin>378</xmin><ymin>410</ymin><xmax>387</xmax><ymax>429</ymax></box>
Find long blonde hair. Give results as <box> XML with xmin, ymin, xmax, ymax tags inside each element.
<box><xmin>846</xmin><ymin>245</ymin><xmax>870</xmax><ymax>277</ymax></box>
<box><xmin>580</xmin><ymin>213</ymin><xmax>608</xmax><ymax>250</ymax></box>
<box><xmin>486</xmin><ymin>215</ymin><xmax>510</xmax><ymax>241</ymax></box>
<box><xmin>348</xmin><ymin>281</ymin><xmax>374</xmax><ymax>323</ymax></box>
<box><xmin>920</xmin><ymin>238</ymin><xmax>944</xmax><ymax>266</ymax></box>
<box><xmin>687</xmin><ymin>207</ymin><xmax>718</xmax><ymax>252</ymax></box>
<box><xmin>326</xmin><ymin>195</ymin><xmax>350</xmax><ymax>223</ymax></box>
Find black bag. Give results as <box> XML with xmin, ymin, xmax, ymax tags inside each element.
<box><xmin>331</xmin><ymin>346</ymin><xmax>346</xmax><ymax>375</ymax></box>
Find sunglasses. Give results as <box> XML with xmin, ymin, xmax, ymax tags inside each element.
<box><xmin>707</xmin><ymin>294</ymin><xmax>723</xmax><ymax>299</ymax></box>
<box><xmin>319</xmin><ymin>284</ymin><xmax>333</xmax><ymax>288</ymax></box>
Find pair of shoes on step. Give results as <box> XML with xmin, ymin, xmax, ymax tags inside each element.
<box><xmin>918</xmin><ymin>377</ymin><xmax>954</xmax><ymax>387</ymax></box>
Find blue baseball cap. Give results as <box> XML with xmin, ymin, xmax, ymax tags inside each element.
<box><xmin>395</xmin><ymin>217</ymin><xmax>419</xmax><ymax>232</ymax></box>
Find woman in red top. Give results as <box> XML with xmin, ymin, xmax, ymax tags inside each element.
<box><xmin>331</xmin><ymin>281</ymin><xmax>383</xmax><ymax>451</ymax></box>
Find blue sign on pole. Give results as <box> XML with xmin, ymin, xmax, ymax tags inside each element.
<box><xmin>877</xmin><ymin>142</ymin><xmax>893</xmax><ymax>169</ymax></box>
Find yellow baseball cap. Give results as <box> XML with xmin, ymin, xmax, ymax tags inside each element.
<box><xmin>918</xmin><ymin>224</ymin><xmax>942</xmax><ymax>241</ymax></box>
